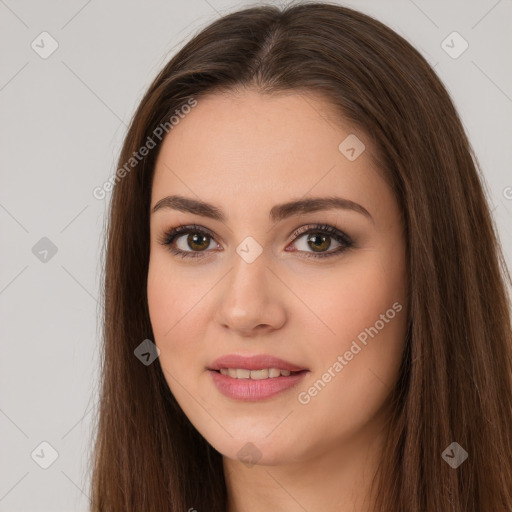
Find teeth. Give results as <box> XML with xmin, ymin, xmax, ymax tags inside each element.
<box><xmin>219</xmin><ymin>368</ymin><xmax>295</xmax><ymax>379</ymax></box>
<box><xmin>269</xmin><ymin>368</ymin><xmax>281</xmax><ymax>378</ymax></box>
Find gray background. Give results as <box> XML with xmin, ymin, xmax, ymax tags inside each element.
<box><xmin>1</xmin><ymin>0</ymin><xmax>511</xmax><ymax>510</ymax></box>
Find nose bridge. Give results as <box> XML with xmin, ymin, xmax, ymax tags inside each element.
<box><xmin>226</xmin><ymin>246</ymin><xmax>270</xmax><ymax>311</ymax></box>
<box><xmin>216</xmin><ymin>246</ymin><xmax>286</xmax><ymax>333</ymax></box>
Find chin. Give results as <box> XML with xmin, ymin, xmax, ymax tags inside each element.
<box><xmin>203</xmin><ymin>427</ymin><xmax>300</xmax><ymax>467</ymax></box>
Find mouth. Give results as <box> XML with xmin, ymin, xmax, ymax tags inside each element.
<box><xmin>207</xmin><ymin>353</ymin><xmax>309</xmax><ymax>401</ymax></box>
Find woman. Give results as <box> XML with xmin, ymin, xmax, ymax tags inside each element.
<box><xmin>89</xmin><ymin>2</ymin><xmax>512</xmax><ymax>511</ymax></box>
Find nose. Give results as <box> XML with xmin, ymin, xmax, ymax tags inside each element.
<box><xmin>214</xmin><ymin>251</ymin><xmax>287</xmax><ymax>337</ymax></box>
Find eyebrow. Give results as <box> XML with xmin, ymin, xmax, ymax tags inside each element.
<box><xmin>151</xmin><ymin>194</ymin><xmax>373</xmax><ymax>223</ymax></box>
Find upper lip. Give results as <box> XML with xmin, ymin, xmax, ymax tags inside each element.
<box><xmin>208</xmin><ymin>354</ymin><xmax>308</xmax><ymax>372</ymax></box>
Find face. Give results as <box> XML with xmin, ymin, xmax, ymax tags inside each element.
<box><xmin>147</xmin><ymin>89</ymin><xmax>408</xmax><ymax>466</ymax></box>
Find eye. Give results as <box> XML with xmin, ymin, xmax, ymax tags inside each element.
<box><xmin>158</xmin><ymin>224</ymin><xmax>219</xmax><ymax>259</ymax></box>
<box><xmin>158</xmin><ymin>223</ymin><xmax>354</xmax><ymax>260</ymax></box>
<box><xmin>286</xmin><ymin>224</ymin><xmax>354</xmax><ymax>259</ymax></box>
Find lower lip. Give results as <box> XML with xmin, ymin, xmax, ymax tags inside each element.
<box><xmin>208</xmin><ymin>369</ymin><xmax>308</xmax><ymax>401</ymax></box>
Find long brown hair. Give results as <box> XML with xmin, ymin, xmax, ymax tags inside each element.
<box><xmin>88</xmin><ymin>2</ymin><xmax>512</xmax><ymax>510</ymax></box>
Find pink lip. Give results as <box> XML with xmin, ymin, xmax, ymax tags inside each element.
<box><xmin>209</xmin><ymin>370</ymin><xmax>308</xmax><ymax>401</ymax></box>
<box><xmin>207</xmin><ymin>353</ymin><xmax>309</xmax><ymax>402</ymax></box>
<box><xmin>208</xmin><ymin>354</ymin><xmax>307</xmax><ymax>372</ymax></box>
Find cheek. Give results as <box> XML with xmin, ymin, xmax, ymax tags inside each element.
<box><xmin>295</xmin><ymin>251</ymin><xmax>407</xmax><ymax>417</ymax></box>
<box><xmin>146</xmin><ymin>256</ymin><xmax>222</xmax><ymax>440</ymax></box>
<box><xmin>148</xmin><ymin>250</ymin><xmax>204</xmax><ymax>327</ymax></box>
<box><xmin>147</xmin><ymin>257</ymin><xmax>174</xmax><ymax>339</ymax></box>
<box><xmin>147</xmin><ymin>255</ymin><xmax>205</xmax><ymax>365</ymax></box>
<box><xmin>299</xmin><ymin>254</ymin><xmax>406</xmax><ymax>346</ymax></box>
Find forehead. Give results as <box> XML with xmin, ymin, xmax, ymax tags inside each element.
<box><xmin>151</xmin><ymin>89</ymin><xmax>389</xmax><ymax>219</ymax></box>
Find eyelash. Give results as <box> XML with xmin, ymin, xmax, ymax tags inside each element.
<box><xmin>157</xmin><ymin>223</ymin><xmax>354</xmax><ymax>260</ymax></box>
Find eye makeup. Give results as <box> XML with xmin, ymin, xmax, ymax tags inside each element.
<box><xmin>157</xmin><ymin>222</ymin><xmax>354</xmax><ymax>260</ymax></box>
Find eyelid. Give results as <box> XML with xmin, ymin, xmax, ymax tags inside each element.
<box><xmin>288</xmin><ymin>223</ymin><xmax>353</xmax><ymax>245</ymax></box>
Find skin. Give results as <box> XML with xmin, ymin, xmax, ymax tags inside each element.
<box><xmin>147</xmin><ymin>88</ymin><xmax>408</xmax><ymax>512</ymax></box>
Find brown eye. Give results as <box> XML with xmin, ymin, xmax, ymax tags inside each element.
<box><xmin>183</xmin><ymin>232</ymin><xmax>211</xmax><ymax>252</ymax></box>
<box><xmin>288</xmin><ymin>224</ymin><xmax>353</xmax><ymax>259</ymax></box>
<box><xmin>160</xmin><ymin>225</ymin><xmax>218</xmax><ymax>259</ymax></box>
<box><xmin>159</xmin><ymin>223</ymin><xmax>353</xmax><ymax>260</ymax></box>
<box><xmin>304</xmin><ymin>233</ymin><xmax>333</xmax><ymax>252</ymax></box>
